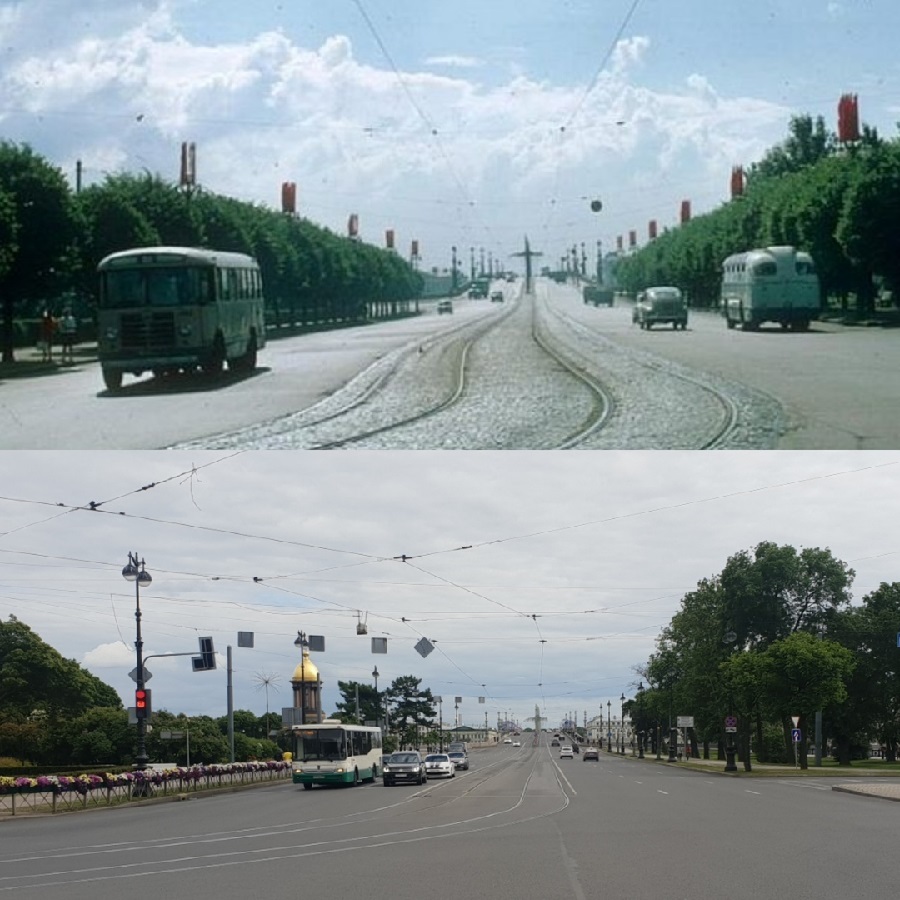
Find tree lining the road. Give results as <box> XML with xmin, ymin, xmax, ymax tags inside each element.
<box><xmin>639</xmin><ymin>541</ymin><xmax>900</xmax><ymax>768</ymax></box>
<box><xmin>0</xmin><ymin>142</ymin><xmax>423</xmax><ymax>363</ymax></box>
<box><xmin>614</xmin><ymin>115</ymin><xmax>898</xmax><ymax>313</ymax></box>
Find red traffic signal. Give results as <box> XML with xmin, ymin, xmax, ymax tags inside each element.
<box><xmin>135</xmin><ymin>688</ymin><xmax>151</xmax><ymax>720</ymax></box>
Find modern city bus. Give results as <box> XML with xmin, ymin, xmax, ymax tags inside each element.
<box><xmin>720</xmin><ymin>245</ymin><xmax>820</xmax><ymax>331</ymax></box>
<box><xmin>290</xmin><ymin>722</ymin><xmax>382</xmax><ymax>789</ymax></box>
<box><xmin>96</xmin><ymin>246</ymin><xmax>266</xmax><ymax>391</ymax></box>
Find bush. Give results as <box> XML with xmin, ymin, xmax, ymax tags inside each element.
<box><xmin>756</xmin><ymin>722</ymin><xmax>791</xmax><ymax>764</ymax></box>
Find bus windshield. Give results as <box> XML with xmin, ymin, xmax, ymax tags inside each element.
<box><xmin>102</xmin><ymin>266</ymin><xmax>212</xmax><ymax>309</ymax></box>
<box><xmin>295</xmin><ymin>728</ymin><xmax>347</xmax><ymax>762</ymax></box>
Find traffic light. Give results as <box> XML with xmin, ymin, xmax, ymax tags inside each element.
<box><xmin>192</xmin><ymin>636</ymin><xmax>216</xmax><ymax>671</ymax></box>
<box><xmin>135</xmin><ymin>688</ymin><xmax>152</xmax><ymax>720</ymax></box>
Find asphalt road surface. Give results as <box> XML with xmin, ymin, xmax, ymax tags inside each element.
<box><xmin>2</xmin><ymin>742</ymin><xmax>897</xmax><ymax>899</ymax></box>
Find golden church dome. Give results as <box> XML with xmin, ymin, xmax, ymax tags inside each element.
<box><xmin>291</xmin><ymin>648</ymin><xmax>319</xmax><ymax>683</ymax></box>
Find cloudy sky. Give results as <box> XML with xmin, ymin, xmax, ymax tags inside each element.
<box><xmin>2</xmin><ymin>450</ymin><xmax>899</xmax><ymax>730</ymax></box>
<box><xmin>2</xmin><ymin>0</ymin><xmax>896</xmax><ymax>274</ymax></box>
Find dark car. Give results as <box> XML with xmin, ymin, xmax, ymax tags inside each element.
<box><xmin>490</xmin><ymin>290</ymin><xmax>504</xmax><ymax>302</ymax></box>
<box><xmin>382</xmin><ymin>751</ymin><xmax>428</xmax><ymax>786</ymax></box>
<box><xmin>633</xmin><ymin>286</ymin><xmax>688</xmax><ymax>330</ymax></box>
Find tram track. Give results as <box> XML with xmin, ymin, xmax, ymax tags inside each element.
<box><xmin>537</xmin><ymin>293</ymin><xmax>743</xmax><ymax>449</ymax></box>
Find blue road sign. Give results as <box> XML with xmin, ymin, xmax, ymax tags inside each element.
<box><xmin>791</xmin><ymin>728</ymin><xmax>802</xmax><ymax>743</ymax></box>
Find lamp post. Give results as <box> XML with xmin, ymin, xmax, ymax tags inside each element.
<box><xmin>437</xmin><ymin>696</ymin><xmax>443</xmax><ymax>751</ymax></box>
<box><xmin>293</xmin><ymin>631</ymin><xmax>309</xmax><ymax>725</ymax></box>
<box><xmin>668</xmin><ymin>681</ymin><xmax>677</xmax><ymax>762</ymax></box>
<box><xmin>123</xmin><ymin>552</ymin><xmax>152</xmax><ymax>772</ymax></box>
<box><xmin>620</xmin><ymin>693</ymin><xmax>626</xmax><ymax>755</ymax></box>
<box><xmin>723</xmin><ymin>630</ymin><xmax>738</xmax><ymax>772</ymax></box>
<box><xmin>372</xmin><ymin>666</ymin><xmax>379</xmax><ymax>733</ymax></box>
<box><xmin>637</xmin><ymin>681</ymin><xmax>645</xmax><ymax>759</ymax></box>
<box><xmin>607</xmin><ymin>700</ymin><xmax>612</xmax><ymax>753</ymax></box>
<box><xmin>451</xmin><ymin>245</ymin><xmax>458</xmax><ymax>293</ymax></box>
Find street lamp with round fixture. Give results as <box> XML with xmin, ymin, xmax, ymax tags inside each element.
<box><xmin>619</xmin><ymin>693</ymin><xmax>626</xmax><ymax>754</ymax></box>
<box><xmin>123</xmin><ymin>552</ymin><xmax>152</xmax><ymax>772</ymax></box>
<box><xmin>607</xmin><ymin>700</ymin><xmax>612</xmax><ymax>753</ymax></box>
<box><xmin>637</xmin><ymin>681</ymin><xmax>645</xmax><ymax>758</ymax></box>
<box><xmin>372</xmin><ymin>666</ymin><xmax>379</xmax><ymax>733</ymax></box>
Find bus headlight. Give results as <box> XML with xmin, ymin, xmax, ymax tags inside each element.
<box><xmin>335</xmin><ymin>767</ymin><xmax>345</xmax><ymax>774</ymax></box>
<box><xmin>178</xmin><ymin>324</ymin><xmax>193</xmax><ymax>337</ymax></box>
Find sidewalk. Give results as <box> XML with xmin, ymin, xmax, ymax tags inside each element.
<box><xmin>643</xmin><ymin>753</ymin><xmax>900</xmax><ymax>801</ymax></box>
<box><xmin>0</xmin><ymin>343</ymin><xmax>97</xmax><ymax>379</ymax></box>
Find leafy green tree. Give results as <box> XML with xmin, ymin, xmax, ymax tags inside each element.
<box><xmin>0</xmin><ymin>617</ymin><xmax>122</xmax><ymax>726</ymax></box>
<box><xmin>749</xmin><ymin>114</ymin><xmax>836</xmax><ymax>181</ymax></box>
<box><xmin>0</xmin><ymin>187</ymin><xmax>18</xmax><ymax>283</ymax></box>
<box><xmin>718</xmin><ymin>542</ymin><xmax>854</xmax><ymax>650</ymax></box>
<box><xmin>836</xmin><ymin>582</ymin><xmax>900</xmax><ymax>761</ymax></box>
<box><xmin>333</xmin><ymin>679</ymin><xmax>381</xmax><ymax>725</ymax></box>
<box><xmin>384</xmin><ymin>675</ymin><xmax>436</xmax><ymax>749</ymax></box>
<box><xmin>0</xmin><ymin>720</ymin><xmax>42</xmax><ymax>764</ymax></box>
<box><xmin>48</xmin><ymin>707</ymin><xmax>133</xmax><ymax>767</ymax></box>
<box><xmin>836</xmin><ymin>143</ymin><xmax>900</xmax><ymax>302</ymax></box>
<box><xmin>0</xmin><ymin>142</ymin><xmax>78</xmax><ymax>362</ymax></box>
<box><xmin>750</xmin><ymin>632</ymin><xmax>854</xmax><ymax>769</ymax></box>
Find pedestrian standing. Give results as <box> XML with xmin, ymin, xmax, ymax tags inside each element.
<box><xmin>40</xmin><ymin>310</ymin><xmax>56</xmax><ymax>362</ymax></box>
<box><xmin>59</xmin><ymin>308</ymin><xmax>77</xmax><ymax>365</ymax></box>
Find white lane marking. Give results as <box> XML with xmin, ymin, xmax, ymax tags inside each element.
<box><xmin>657</xmin><ymin>790</ymin><xmax>668</xmax><ymax>794</ymax></box>
<box><xmin>745</xmin><ymin>789</ymin><xmax>761</xmax><ymax>795</ymax></box>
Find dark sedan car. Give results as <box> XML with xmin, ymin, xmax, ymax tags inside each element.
<box><xmin>382</xmin><ymin>751</ymin><xmax>428</xmax><ymax>786</ymax></box>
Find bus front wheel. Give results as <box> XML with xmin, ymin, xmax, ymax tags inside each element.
<box><xmin>302</xmin><ymin>783</ymin><xmax>312</xmax><ymax>791</ymax></box>
<box><xmin>236</xmin><ymin>334</ymin><xmax>257</xmax><ymax>372</ymax></box>
<box><xmin>202</xmin><ymin>337</ymin><xmax>225</xmax><ymax>376</ymax></box>
<box><xmin>102</xmin><ymin>368</ymin><xmax>123</xmax><ymax>392</ymax></box>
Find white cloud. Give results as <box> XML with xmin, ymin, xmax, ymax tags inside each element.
<box><xmin>0</xmin><ymin>8</ymin><xmax>790</xmax><ymax>266</ymax></box>
<box><xmin>424</xmin><ymin>55</ymin><xmax>482</xmax><ymax>69</ymax></box>
<box><xmin>82</xmin><ymin>641</ymin><xmax>133</xmax><ymax>669</ymax></box>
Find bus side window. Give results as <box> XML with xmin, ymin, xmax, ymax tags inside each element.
<box><xmin>218</xmin><ymin>269</ymin><xmax>229</xmax><ymax>301</ymax></box>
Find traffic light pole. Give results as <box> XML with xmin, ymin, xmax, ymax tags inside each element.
<box><xmin>123</xmin><ymin>552</ymin><xmax>152</xmax><ymax>773</ymax></box>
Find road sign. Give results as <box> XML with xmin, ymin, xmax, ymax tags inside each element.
<box><xmin>791</xmin><ymin>728</ymin><xmax>802</xmax><ymax>743</ymax></box>
<box><xmin>677</xmin><ymin>716</ymin><xmax>694</xmax><ymax>728</ymax></box>
<box><xmin>128</xmin><ymin>666</ymin><xmax>151</xmax><ymax>683</ymax></box>
<box><xmin>414</xmin><ymin>637</ymin><xmax>434</xmax><ymax>658</ymax></box>
<box><xmin>791</xmin><ymin>715</ymin><xmax>799</xmax><ymax>727</ymax></box>
<box><xmin>724</xmin><ymin>715</ymin><xmax>737</xmax><ymax>728</ymax></box>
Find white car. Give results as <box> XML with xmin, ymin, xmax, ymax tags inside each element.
<box><xmin>503</xmin><ymin>738</ymin><xmax>513</xmax><ymax>744</ymax></box>
<box><xmin>559</xmin><ymin>746</ymin><xmax>574</xmax><ymax>759</ymax></box>
<box><xmin>513</xmin><ymin>741</ymin><xmax>521</xmax><ymax>747</ymax></box>
<box><xmin>424</xmin><ymin>754</ymin><xmax>455</xmax><ymax>778</ymax></box>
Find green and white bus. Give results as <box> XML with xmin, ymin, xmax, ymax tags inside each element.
<box><xmin>290</xmin><ymin>723</ymin><xmax>382</xmax><ymax>789</ymax></box>
<box><xmin>720</xmin><ymin>245</ymin><xmax>820</xmax><ymax>331</ymax></box>
<box><xmin>97</xmin><ymin>246</ymin><xmax>266</xmax><ymax>391</ymax></box>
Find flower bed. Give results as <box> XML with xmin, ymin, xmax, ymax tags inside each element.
<box><xmin>0</xmin><ymin>761</ymin><xmax>291</xmax><ymax>816</ymax></box>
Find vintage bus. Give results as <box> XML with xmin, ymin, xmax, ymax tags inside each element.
<box><xmin>720</xmin><ymin>245</ymin><xmax>820</xmax><ymax>331</ymax></box>
<box><xmin>290</xmin><ymin>722</ymin><xmax>383</xmax><ymax>789</ymax></box>
<box><xmin>97</xmin><ymin>246</ymin><xmax>266</xmax><ymax>391</ymax></box>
